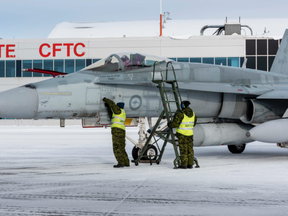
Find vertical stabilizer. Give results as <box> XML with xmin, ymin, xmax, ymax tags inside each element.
<box><xmin>270</xmin><ymin>29</ymin><xmax>288</xmax><ymax>75</ymax></box>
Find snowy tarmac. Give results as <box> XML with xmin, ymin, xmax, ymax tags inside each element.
<box><xmin>1</xmin><ymin>126</ymin><xmax>288</xmax><ymax>216</ymax></box>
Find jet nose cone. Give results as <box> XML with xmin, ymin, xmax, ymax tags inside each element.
<box><xmin>0</xmin><ymin>86</ymin><xmax>38</xmax><ymax>119</ymax></box>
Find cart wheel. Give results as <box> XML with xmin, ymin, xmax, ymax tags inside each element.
<box><xmin>156</xmin><ymin>160</ymin><xmax>160</xmax><ymax>165</ymax></box>
<box><xmin>135</xmin><ymin>161</ymin><xmax>139</xmax><ymax>166</ymax></box>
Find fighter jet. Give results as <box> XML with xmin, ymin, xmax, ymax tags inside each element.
<box><xmin>2</xmin><ymin>30</ymin><xmax>288</xmax><ymax>155</ymax></box>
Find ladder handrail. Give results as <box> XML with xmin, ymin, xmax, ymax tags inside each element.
<box><xmin>152</xmin><ymin>61</ymin><xmax>182</xmax><ymax>117</ymax></box>
<box><xmin>152</xmin><ymin>61</ymin><xmax>164</xmax><ymax>81</ymax></box>
<box><xmin>152</xmin><ymin>61</ymin><xmax>172</xmax><ymax>118</ymax></box>
<box><xmin>165</xmin><ymin>61</ymin><xmax>182</xmax><ymax>104</ymax></box>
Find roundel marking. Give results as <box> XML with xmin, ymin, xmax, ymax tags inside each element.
<box><xmin>129</xmin><ymin>95</ymin><xmax>142</xmax><ymax>111</ymax></box>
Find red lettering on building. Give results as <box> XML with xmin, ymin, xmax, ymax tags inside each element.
<box><xmin>74</xmin><ymin>43</ymin><xmax>85</xmax><ymax>57</ymax></box>
<box><xmin>53</xmin><ymin>43</ymin><xmax>62</xmax><ymax>57</ymax></box>
<box><xmin>6</xmin><ymin>44</ymin><xmax>16</xmax><ymax>58</ymax></box>
<box><xmin>0</xmin><ymin>45</ymin><xmax>4</xmax><ymax>58</ymax></box>
<box><xmin>39</xmin><ymin>43</ymin><xmax>51</xmax><ymax>57</ymax></box>
<box><xmin>0</xmin><ymin>44</ymin><xmax>16</xmax><ymax>58</ymax></box>
<box><xmin>63</xmin><ymin>43</ymin><xmax>74</xmax><ymax>57</ymax></box>
<box><xmin>38</xmin><ymin>43</ymin><xmax>86</xmax><ymax>58</ymax></box>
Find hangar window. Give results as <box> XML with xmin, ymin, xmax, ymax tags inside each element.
<box><xmin>228</xmin><ymin>57</ymin><xmax>239</xmax><ymax>67</ymax></box>
<box><xmin>240</xmin><ymin>57</ymin><xmax>245</xmax><ymax>67</ymax></box>
<box><xmin>203</xmin><ymin>58</ymin><xmax>214</xmax><ymax>64</ymax></box>
<box><xmin>257</xmin><ymin>56</ymin><xmax>267</xmax><ymax>71</ymax></box>
<box><xmin>246</xmin><ymin>40</ymin><xmax>256</xmax><ymax>55</ymax></box>
<box><xmin>215</xmin><ymin>57</ymin><xmax>226</xmax><ymax>66</ymax></box>
<box><xmin>16</xmin><ymin>60</ymin><xmax>21</xmax><ymax>77</ymax></box>
<box><xmin>65</xmin><ymin>59</ymin><xmax>74</xmax><ymax>73</ymax></box>
<box><xmin>54</xmin><ymin>60</ymin><xmax>64</xmax><ymax>73</ymax></box>
<box><xmin>76</xmin><ymin>59</ymin><xmax>85</xmax><ymax>71</ymax></box>
<box><xmin>268</xmin><ymin>56</ymin><xmax>275</xmax><ymax>71</ymax></box>
<box><xmin>177</xmin><ymin>58</ymin><xmax>189</xmax><ymax>62</ymax></box>
<box><xmin>190</xmin><ymin>58</ymin><xmax>201</xmax><ymax>63</ymax></box>
<box><xmin>0</xmin><ymin>61</ymin><xmax>4</xmax><ymax>77</ymax></box>
<box><xmin>44</xmin><ymin>60</ymin><xmax>53</xmax><ymax>77</ymax></box>
<box><xmin>257</xmin><ymin>40</ymin><xmax>267</xmax><ymax>55</ymax></box>
<box><xmin>33</xmin><ymin>60</ymin><xmax>43</xmax><ymax>77</ymax></box>
<box><xmin>6</xmin><ymin>60</ymin><xmax>15</xmax><ymax>77</ymax></box>
<box><xmin>269</xmin><ymin>39</ymin><xmax>279</xmax><ymax>55</ymax></box>
<box><xmin>23</xmin><ymin>60</ymin><xmax>32</xmax><ymax>77</ymax></box>
<box><xmin>246</xmin><ymin>57</ymin><xmax>255</xmax><ymax>69</ymax></box>
<box><xmin>169</xmin><ymin>58</ymin><xmax>176</xmax><ymax>61</ymax></box>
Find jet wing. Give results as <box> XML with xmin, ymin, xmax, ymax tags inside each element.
<box><xmin>257</xmin><ymin>89</ymin><xmax>288</xmax><ymax>99</ymax></box>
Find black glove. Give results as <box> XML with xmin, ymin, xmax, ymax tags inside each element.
<box><xmin>104</xmin><ymin>103</ymin><xmax>109</xmax><ymax>108</ymax></box>
<box><xmin>102</xmin><ymin>97</ymin><xmax>107</xmax><ymax>101</ymax></box>
<box><xmin>168</xmin><ymin>122</ymin><xmax>172</xmax><ymax>128</ymax></box>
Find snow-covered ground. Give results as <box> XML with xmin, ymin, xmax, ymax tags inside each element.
<box><xmin>0</xmin><ymin>126</ymin><xmax>288</xmax><ymax>216</ymax></box>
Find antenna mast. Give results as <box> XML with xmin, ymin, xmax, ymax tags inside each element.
<box><xmin>160</xmin><ymin>0</ymin><xmax>162</xmax><ymax>36</ymax></box>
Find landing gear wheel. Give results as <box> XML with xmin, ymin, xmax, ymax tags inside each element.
<box><xmin>144</xmin><ymin>145</ymin><xmax>158</xmax><ymax>160</ymax></box>
<box><xmin>132</xmin><ymin>146</ymin><xmax>141</xmax><ymax>160</ymax></box>
<box><xmin>228</xmin><ymin>144</ymin><xmax>246</xmax><ymax>154</ymax></box>
<box><xmin>132</xmin><ymin>145</ymin><xmax>158</xmax><ymax>160</ymax></box>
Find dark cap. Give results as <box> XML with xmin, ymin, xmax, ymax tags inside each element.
<box><xmin>117</xmin><ymin>102</ymin><xmax>125</xmax><ymax>109</ymax></box>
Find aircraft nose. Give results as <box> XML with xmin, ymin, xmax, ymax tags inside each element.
<box><xmin>0</xmin><ymin>86</ymin><xmax>38</xmax><ymax>119</ymax></box>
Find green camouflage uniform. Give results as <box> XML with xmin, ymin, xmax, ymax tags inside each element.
<box><xmin>170</xmin><ymin>107</ymin><xmax>197</xmax><ymax>167</ymax></box>
<box><xmin>103</xmin><ymin>98</ymin><xmax>129</xmax><ymax>166</ymax></box>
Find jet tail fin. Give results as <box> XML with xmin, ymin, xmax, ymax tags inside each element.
<box><xmin>270</xmin><ymin>29</ymin><xmax>288</xmax><ymax>75</ymax></box>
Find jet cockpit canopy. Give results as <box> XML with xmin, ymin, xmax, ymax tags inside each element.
<box><xmin>82</xmin><ymin>52</ymin><xmax>170</xmax><ymax>72</ymax></box>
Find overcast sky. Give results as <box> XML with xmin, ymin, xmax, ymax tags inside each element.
<box><xmin>1</xmin><ymin>0</ymin><xmax>287</xmax><ymax>39</ymax></box>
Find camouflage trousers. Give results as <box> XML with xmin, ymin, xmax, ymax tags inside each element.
<box><xmin>112</xmin><ymin>128</ymin><xmax>129</xmax><ymax>166</ymax></box>
<box><xmin>177</xmin><ymin>134</ymin><xmax>194</xmax><ymax>167</ymax></box>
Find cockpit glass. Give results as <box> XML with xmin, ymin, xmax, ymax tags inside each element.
<box><xmin>86</xmin><ymin>55</ymin><xmax>122</xmax><ymax>72</ymax></box>
<box><xmin>83</xmin><ymin>52</ymin><xmax>170</xmax><ymax>72</ymax></box>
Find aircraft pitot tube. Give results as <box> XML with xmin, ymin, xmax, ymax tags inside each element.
<box><xmin>246</xmin><ymin>119</ymin><xmax>288</xmax><ymax>143</ymax></box>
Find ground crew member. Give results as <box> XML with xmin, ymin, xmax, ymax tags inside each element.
<box><xmin>103</xmin><ymin>97</ymin><xmax>130</xmax><ymax>168</ymax></box>
<box><xmin>168</xmin><ymin>101</ymin><xmax>197</xmax><ymax>169</ymax></box>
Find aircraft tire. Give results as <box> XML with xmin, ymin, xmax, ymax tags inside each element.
<box><xmin>144</xmin><ymin>145</ymin><xmax>158</xmax><ymax>161</ymax></box>
<box><xmin>132</xmin><ymin>146</ymin><xmax>141</xmax><ymax>160</ymax></box>
<box><xmin>227</xmin><ymin>144</ymin><xmax>246</xmax><ymax>154</ymax></box>
<box><xmin>131</xmin><ymin>145</ymin><xmax>158</xmax><ymax>160</ymax></box>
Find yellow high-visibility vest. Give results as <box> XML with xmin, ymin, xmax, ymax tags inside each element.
<box><xmin>176</xmin><ymin>112</ymin><xmax>195</xmax><ymax>136</ymax></box>
<box><xmin>111</xmin><ymin>109</ymin><xmax>126</xmax><ymax>130</ymax></box>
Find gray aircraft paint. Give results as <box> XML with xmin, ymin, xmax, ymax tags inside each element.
<box><xmin>2</xmin><ymin>31</ymin><xmax>288</xmax><ymax>146</ymax></box>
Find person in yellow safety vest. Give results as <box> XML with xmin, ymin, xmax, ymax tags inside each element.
<box><xmin>168</xmin><ymin>101</ymin><xmax>197</xmax><ymax>169</ymax></box>
<box><xmin>103</xmin><ymin>97</ymin><xmax>130</xmax><ymax>168</ymax></box>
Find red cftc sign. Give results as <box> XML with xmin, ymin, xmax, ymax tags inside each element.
<box><xmin>0</xmin><ymin>42</ymin><xmax>86</xmax><ymax>59</ymax></box>
<box><xmin>39</xmin><ymin>43</ymin><xmax>86</xmax><ymax>57</ymax></box>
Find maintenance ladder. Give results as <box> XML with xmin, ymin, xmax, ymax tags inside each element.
<box><xmin>134</xmin><ymin>61</ymin><xmax>199</xmax><ymax>168</ymax></box>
